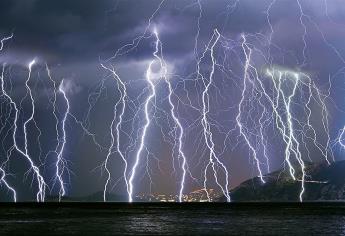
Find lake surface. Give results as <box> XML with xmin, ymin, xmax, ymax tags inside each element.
<box><xmin>0</xmin><ymin>202</ymin><xmax>345</xmax><ymax>235</ymax></box>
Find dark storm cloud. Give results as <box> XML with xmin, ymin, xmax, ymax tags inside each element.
<box><xmin>0</xmin><ymin>0</ymin><xmax>109</xmax><ymax>61</ymax></box>
<box><xmin>1</xmin><ymin>0</ymin><xmax>345</xmax><ymax>65</ymax></box>
<box><xmin>0</xmin><ymin>0</ymin><xmax>186</xmax><ymax>62</ymax></box>
<box><xmin>0</xmin><ymin>0</ymin><xmax>279</xmax><ymax>64</ymax></box>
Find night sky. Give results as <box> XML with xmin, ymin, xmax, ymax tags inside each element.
<box><xmin>0</xmin><ymin>0</ymin><xmax>345</xmax><ymax>201</ymax></box>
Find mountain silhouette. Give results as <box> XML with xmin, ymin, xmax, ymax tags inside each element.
<box><xmin>218</xmin><ymin>160</ymin><xmax>345</xmax><ymax>202</ymax></box>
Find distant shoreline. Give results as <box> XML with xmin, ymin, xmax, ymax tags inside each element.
<box><xmin>1</xmin><ymin>201</ymin><xmax>345</xmax><ymax>208</ymax></box>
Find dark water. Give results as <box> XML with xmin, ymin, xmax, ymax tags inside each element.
<box><xmin>0</xmin><ymin>202</ymin><xmax>345</xmax><ymax>235</ymax></box>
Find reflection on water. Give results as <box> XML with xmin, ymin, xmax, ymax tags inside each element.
<box><xmin>0</xmin><ymin>203</ymin><xmax>345</xmax><ymax>235</ymax></box>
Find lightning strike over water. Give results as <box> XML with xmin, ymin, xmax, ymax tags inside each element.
<box><xmin>152</xmin><ymin>29</ymin><xmax>188</xmax><ymax>202</ymax></box>
<box><xmin>0</xmin><ymin>34</ymin><xmax>17</xmax><ymax>202</ymax></box>
<box><xmin>0</xmin><ymin>167</ymin><xmax>16</xmax><ymax>202</ymax></box>
<box><xmin>45</xmin><ymin>64</ymin><xmax>64</xmax><ymax>201</ymax></box>
<box><xmin>237</xmin><ymin>34</ymin><xmax>266</xmax><ymax>185</ymax></box>
<box><xmin>4</xmin><ymin>59</ymin><xmax>47</xmax><ymax>202</ymax></box>
<box><xmin>0</xmin><ymin>0</ymin><xmax>343</xmax><ymax>203</ymax></box>
<box><xmin>101</xmin><ymin>63</ymin><xmax>129</xmax><ymax>202</ymax></box>
<box><xmin>198</xmin><ymin>29</ymin><xmax>231</xmax><ymax>202</ymax></box>
<box><xmin>55</xmin><ymin>80</ymin><xmax>69</xmax><ymax>201</ymax></box>
<box><xmin>21</xmin><ymin>60</ymin><xmax>47</xmax><ymax>202</ymax></box>
<box><xmin>127</xmin><ymin>30</ymin><xmax>159</xmax><ymax>203</ymax></box>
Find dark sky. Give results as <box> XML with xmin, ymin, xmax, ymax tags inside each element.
<box><xmin>1</xmin><ymin>0</ymin><xmax>345</xmax><ymax>201</ymax></box>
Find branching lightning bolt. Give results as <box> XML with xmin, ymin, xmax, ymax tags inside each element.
<box><xmin>54</xmin><ymin>79</ymin><xmax>70</xmax><ymax>201</ymax></box>
<box><xmin>237</xmin><ymin>34</ymin><xmax>266</xmax><ymax>184</ymax></box>
<box><xmin>5</xmin><ymin>59</ymin><xmax>47</xmax><ymax>202</ymax></box>
<box><xmin>128</xmin><ymin>31</ymin><xmax>158</xmax><ymax>203</ymax></box>
<box><xmin>100</xmin><ymin>63</ymin><xmax>129</xmax><ymax>201</ymax></box>
<box><xmin>0</xmin><ymin>34</ymin><xmax>17</xmax><ymax>202</ymax></box>
<box><xmin>199</xmin><ymin>29</ymin><xmax>231</xmax><ymax>202</ymax></box>
<box><xmin>152</xmin><ymin>29</ymin><xmax>187</xmax><ymax>202</ymax></box>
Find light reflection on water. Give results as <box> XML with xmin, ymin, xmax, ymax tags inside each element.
<box><xmin>0</xmin><ymin>203</ymin><xmax>344</xmax><ymax>235</ymax></box>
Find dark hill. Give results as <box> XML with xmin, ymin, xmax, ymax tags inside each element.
<box><xmin>218</xmin><ymin>160</ymin><xmax>345</xmax><ymax>202</ymax></box>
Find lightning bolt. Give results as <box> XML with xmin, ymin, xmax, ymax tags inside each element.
<box><xmin>5</xmin><ymin>59</ymin><xmax>47</xmax><ymax>202</ymax></box>
<box><xmin>337</xmin><ymin>127</ymin><xmax>345</xmax><ymax>149</ymax></box>
<box><xmin>198</xmin><ymin>29</ymin><xmax>231</xmax><ymax>202</ymax></box>
<box><xmin>0</xmin><ymin>34</ymin><xmax>17</xmax><ymax>202</ymax></box>
<box><xmin>45</xmin><ymin>64</ymin><xmax>64</xmax><ymax>201</ymax></box>
<box><xmin>0</xmin><ymin>33</ymin><xmax>13</xmax><ymax>51</ymax></box>
<box><xmin>280</xmin><ymin>72</ymin><xmax>306</xmax><ymax>202</ymax></box>
<box><xmin>53</xmin><ymin>79</ymin><xmax>70</xmax><ymax>201</ymax></box>
<box><xmin>0</xmin><ymin>167</ymin><xmax>16</xmax><ymax>202</ymax></box>
<box><xmin>237</xmin><ymin>34</ymin><xmax>266</xmax><ymax>184</ymax></box>
<box><xmin>100</xmin><ymin>63</ymin><xmax>129</xmax><ymax>201</ymax></box>
<box><xmin>49</xmin><ymin>74</ymin><xmax>105</xmax><ymax>201</ymax></box>
<box><xmin>107</xmin><ymin>0</ymin><xmax>166</xmax><ymax>60</ymax></box>
<box><xmin>127</xmin><ymin>30</ymin><xmax>160</xmax><ymax>203</ymax></box>
<box><xmin>152</xmin><ymin>29</ymin><xmax>187</xmax><ymax>202</ymax></box>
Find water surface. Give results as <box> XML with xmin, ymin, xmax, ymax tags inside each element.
<box><xmin>0</xmin><ymin>202</ymin><xmax>344</xmax><ymax>235</ymax></box>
